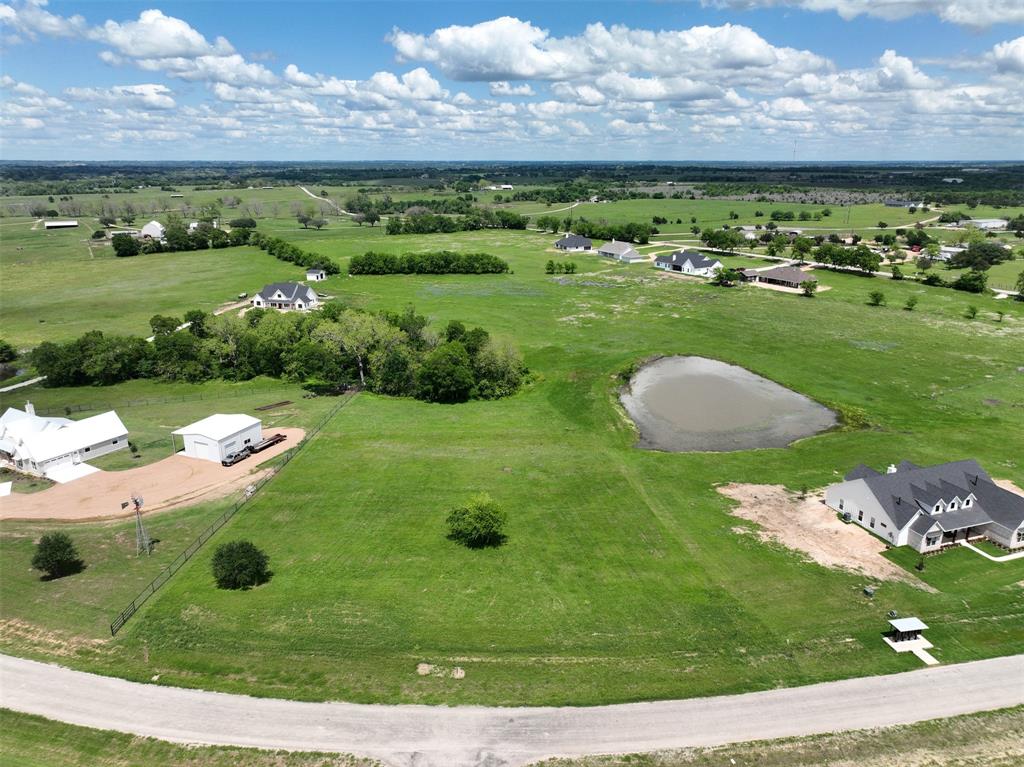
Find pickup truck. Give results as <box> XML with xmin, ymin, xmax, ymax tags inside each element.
<box><xmin>221</xmin><ymin>450</ymin><xmax>250</xmax><ymax>467</ymax></box>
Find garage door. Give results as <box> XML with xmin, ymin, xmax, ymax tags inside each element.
<box><xmin>189</xmin><ymin>439</ymin><xmax>220</xmax><ymax>463</ymax></box>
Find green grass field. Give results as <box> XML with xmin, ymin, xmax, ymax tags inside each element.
<box><xmin>1</xmin><ymin>226</ymin><xmax>1021</xmax><ymax>706</ymax></box>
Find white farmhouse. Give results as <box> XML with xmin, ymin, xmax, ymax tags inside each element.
<box><xmin>654</xmin><ymin>250</ymin><xmax>723</xmax><ymax>277</ymax></box>
<box><xmin>172</xmin><ymin>414</ymin><xmax>262</xmax><ymax>463</ymax></box>
<box><xmin>252</xmin><ymin>282</ymin><xmax>320</xmax><ymax>311</ymax></box>
<box><xmin>597</xmin><ymin>240</ymin><xmax>646</xmax><ymax>263</ymax></box>
<box><xmin>825</xmin><ymin>460</ymin><xmax>1024</xmax><ymax>552</ymax></box>
<box><xmin>140</xmin><ymin>220</ymin><xmax>166</xmax><ymax>240</ymax></box>
<box><xmin>0</xmin><ymin>403</ymin><xmax>128</xmax><ymax>482</ymax></box>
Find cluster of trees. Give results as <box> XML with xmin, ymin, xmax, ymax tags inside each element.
<box><xmin>31</xmin><ymin>305</ymin><xmax>526</xmax><ymax>404</ymax></box>
<box><xmin>248</xmin><ymin>231</ymin><xmax>341</xmax><ymax>274</ymax></box>
<box><xmin>946</xmin><ymin>241</ymin><xmax>1015</xmax><ymax>271</ymax></box>
<box><xmin>920</xmin><ymin>270</ymin><xmax>989</xmax><ymax>293</ymax></box>
<box><xmin>812</xmin><ymin>243</ymin><xmax>882</xmax><ymax>273</ymax></box>
<box><xmin>545</xmin><ymin>260</ymin><xmax>577</xmax><ymax>274</ymax></box>
<box><xmin>384</xmin><ymin>208</ymin><xmax>528</xmax><ymax>235</ymax></box>
<box><xmin>508</xmin><ymin>182</ymin><xmax>590</xmax><ymax>205</ymax></box>
<box><xmin>348</xmin><ymin>250</ymin><xmax>509</xmax><ymax>275</ymax></box>
<box><xmin>700</xmin><ymin>228</ymin><xmax>746</xmax><ymax>251</ymax></box>
<box><xmin>568</xmin><ymin>218</ymin><xmax>655</xmax><ymax>244</ymax></box>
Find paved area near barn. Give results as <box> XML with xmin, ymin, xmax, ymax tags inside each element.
<box><xmin>0</xmin><ymin>428</ymin><xmax>304</xmax><ymax>521</ymax></box>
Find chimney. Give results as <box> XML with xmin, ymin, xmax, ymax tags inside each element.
<box><xmin>886</xmin><ymin>463</ymin><xmax>898</xmax><ymax>474</ymax></box>
<box><xmin>24</xmin><ymin>401</ymin><xmax>35</xmax><ymax>416</ymax></box>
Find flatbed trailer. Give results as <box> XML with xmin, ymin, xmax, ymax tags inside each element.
<box><xmin>249</xmin><ymin>433</ymin><xmax>287</xmax><ymax>454</ymax></box>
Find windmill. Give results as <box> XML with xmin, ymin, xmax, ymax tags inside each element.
<box><xmin>131</xmin><ymin>493</ymin><xmax>151</xmax><ymax>556</ymax></box>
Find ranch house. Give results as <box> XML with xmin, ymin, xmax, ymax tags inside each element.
<box><xmin>0</xmin><ymin>403</ymin><xmax>128</xmax><ymax>482</ymax></box>
<box><xmin>554</xmin><ymin>234</ymin><xmax>592</xmax><ymax>252</ymax></box>
<box><xmin>597</xmin><ymin>240</ymin><xmax>645</xmax><ymax>263</ymax></box>
<box><xmin>654</xmin><ymin>250</ymin><xmax>722</xmax><ymax>277</ymax></box>
<box><xmin>252</xmin><ymin>282</ymin><xmax>320</xmax><ymax>312</ymax></box>
<box><xmin>741</xmin><ymin>266</ymin><xmax>814</xmax><ymax>289</ymax></box>
<box><xmin>825</xmin><ymin>459</ymin><xmax>1024</xmax><ymax>552</ymax></box>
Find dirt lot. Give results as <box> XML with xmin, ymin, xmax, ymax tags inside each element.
<box><xmin>718</xmin><ymin>483</ymin><xmax>926</xmax><ymax>587</ymax></box>
<box><xmin>0</xmin><ymin>428</ymin><xmax>304</xmax><ymax>522</ymax></box>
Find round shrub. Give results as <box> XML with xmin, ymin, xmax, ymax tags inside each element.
<box><xmin>446</xmin><ymin>494</ymin><xmax>507</xmax><ymax>548</ymax></box>
<box><xmin>31</xmin><ymin>532</ymin><xmax>84</xmax><ymax>579</ymax></box>
<box><xmin>211</xmin><ymin>540</ymin><xmax>271</xmax><ymax>590</ymax></box>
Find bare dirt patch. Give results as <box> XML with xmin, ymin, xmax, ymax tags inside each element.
<box><xmin>0</xmin><ymin>428</ymin><xmax>304</xmax><ymax>522</ymax></box>
<box><xmin>718</xmin><ymin>483</ymin><xmax>930</xmax><ymax>588</ymax></box>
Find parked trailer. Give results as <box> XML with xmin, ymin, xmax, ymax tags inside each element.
<box><xmin>249</xmin><ymin>433</ymin><xmax>287</xmax><ymax>454</ymax></box>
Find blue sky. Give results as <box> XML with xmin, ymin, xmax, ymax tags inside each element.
<box><xmin>2</xmin><ymin>0</ymin><xmax>1023</xmax><ymax>160</ymax></box>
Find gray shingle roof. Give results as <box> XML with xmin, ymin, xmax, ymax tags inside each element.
<box><xmin>555</xmin><ymin>234</ymin><xmax>592</xmax><ymax>248</ymax></box>
<box><xmin>853</xmin><ymin>459</ymin><xmax>1023</xmax><ymax>532</ymax></box>
<box><xmin>757</xmin><ymin>266</ymin><xmax>814</xmax><ymax>285</ymax></box>
<box><xmin>256</xmin><ymin>282</ymin><xmax>317</xmax><ymax>303</ymax></box>
<box><xmin>845</xmin><ymin>463</ymin><xmax>881</xmax><ymax>481</ymax></box>
<box><xmin>598</xmin><ymin>240</ymin><xmax>638</xmax><ymax>256</ymax></box>
<box><xmin>655</xmin><ymin>250</ymin><xmax>719</xmax><ymax>269</ymax></box>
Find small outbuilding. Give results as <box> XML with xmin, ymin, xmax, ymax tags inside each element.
<box><xmin>172</xmin><ymin>414</ymin><xmax>262</xmax><ymax>463</ymax></box>
<box><xmin>554</xmin><ymin>234</ymin><xmax>593</xmax><ymax>252</ymax></box>
<box><xmin>44</xmin><ymin>220</ymin><xmax>78</xmax><ymax>229</ymax></box>
<box><xmin>306</xmin><ymin>267</ymin><xmax>327</xmax><ymax>281</ymax></box>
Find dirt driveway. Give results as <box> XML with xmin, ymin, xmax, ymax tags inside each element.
<box><xmin>0</xmin><ymin>428</ymin><xmax>304</xmax><ymax>522</ymax></box>
<box><xmin>718</xmin><ymin>483</ymin><xmax>928</xmax><ymax>588</ymax></box>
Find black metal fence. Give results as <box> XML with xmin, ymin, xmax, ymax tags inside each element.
<box><xmin>109</xmin><ymin>390</ymin><xmax>357</xmax><ymax>636</ymax></box>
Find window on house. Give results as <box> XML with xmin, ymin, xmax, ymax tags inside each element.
<box><xmin>870</xmin><ymin>517</ymin><xmax>876</xmax><ymax>529</ymax></box>
<box><xmin>84</xmin><ymin>446</ymin><xmax>90</xmax><ymax>452</ymax></box>
<box><xmin>1017</xmin><ymin>529</ymin><xmax>1024</xmax><ymax>543</ymax></box>
<box><xmin>112</xmin><ymin>439</ymin><xmax>118</xmax><ymax>444</ymax></box>
<box><xmin>926</xmin><ymin>535</ymin><xmax>939</xmax><ymax>547</ymax></box>
<box><xmin>858</xmin><ymin>510</ymin><xmax>864</xmax><ymax>522</ymax></box>
<box><xmin>933</xmin><ymin>504</ymin><xmax>941</xmax><ymax>513</ymax></box>
<box><xmin>963</xmin><ymin>498</ymin><xmax>972</xmax><ymax>507</ymax></box>
<box><xmin>880</xmin><ymin>522</ymin><xmax>887</xmax><ymax>528</ymax></box>
<box><xmin>948</xmin><ymin>501</ymin><xmax>958</xmax><ymax>510</ymax></box>
<box><xmin>838</xmin><ymin>499</ymin><xmax>845</xmax><ymax>510</ymax></box>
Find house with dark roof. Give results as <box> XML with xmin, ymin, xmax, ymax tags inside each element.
<box><xmin>597</xmin><ymin>240</ymin><xmax>645</xmax><ymax>263</ymax></box>
<box><xmin>252</xmin><ymin>282</ymin><xmax>319</xmax><ymax>312</ymax></box>
<box><xmin>743</xmin><ymin>266</ymin><xmax>814</xmax><ymax>289</ymax></box>
<box><xmin>554</xmin><ymin>234</ymin><xmax>592</xmax><ymax>252</ymax></box>
<box><xmin>654</xmin><ymin>250</ymin><xmax>723</xmax><ymax>277</ymax></box>
<box><xmin>825</xmin><ymin>460</ymin><xmax>1024</xmax><ymax>552</ymax></box>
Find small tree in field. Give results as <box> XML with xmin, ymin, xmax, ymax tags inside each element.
<box><xmin>211</xmin><ymin>540</ymin><xmax>271</xmax><ymax>589</ymax></box>
<box><xmin>867</xmin><ymin>290</ymin><xmax>886</xmax><ymax>307</ymax></box>
<box><xmin>801</xmin><ymin>279</ymin><xmax>818</xmax><ymax>297</ymax></box>
<box><xmin>446</xmin><ymin>493</ymin><xmax>507</xmax><ymax>548</ymax></box>
<box><xmin>964</xmin><ymin>305</ymin><xmax>978</xmax><ymax>320</ymax></box>
<box><xmin>31</xmin><ymin>532</ymin><xmax>84</xmax><ymax>579</ymax></box>
<box><xmin>904</xmin><ymin>296</ymin><xmax>918</xmax><ymax>311</ymax></box>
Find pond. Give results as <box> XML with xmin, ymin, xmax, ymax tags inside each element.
<box><xmin>620</xmin><ymin>356</ymin><xmax>837</xmax><ymax>452</ymax></box>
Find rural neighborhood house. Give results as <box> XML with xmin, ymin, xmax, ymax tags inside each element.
<box><xmin>597</xmin><ymin>240</ymin><xmax>645</xmax><ymax>263</ymax></box>
<box><xmin>742</xmin><ymin>266</ymin><xmax>815</xmax><ymax>289</ymax></box>
<box><xmin>252</xmin><ymin>282</ymin><xmax>320</xmax><ymax>311</ymax></box>
<box><xmin>654</xmin><ymin>250</ymin><xmax>723</xmax><ymax>276</ymax></box>
<box><xmin>825</xmin><ymin>460</ymin><xmax>1024</xmax><ymax>552</ymax></box>
<box><xmin>140</xmin><ymin>220</ymin><xmax>166</xmax><ymax>240</ymax></box>
<box><xmin>554</xmin><ymin>234</ymin><xmax>593</xmax><ymax>252</ymax></box>
<box><xmin>0</xmin><ymin>403</ymin><xmax>128</xmax><ymax>482</ymax></box>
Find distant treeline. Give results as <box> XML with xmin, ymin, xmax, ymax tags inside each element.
<box><xmin>109</xmin><ymin>224</ymin><xmax>339</xmax><ymax>274</ymax></box>
<box><xmin>384</xmin><ymin>208</ymin><xmax>528</xmax><ymax>235</ymax></box>
<box><xmin>30</xmin><ymin>305</ymin><xmax>526</xmax><ymax>404</ymax></box>
<box><xmin>349</xmin><ymin>250</ymin><xmax>509</xmax><ymax>275</ymax></box>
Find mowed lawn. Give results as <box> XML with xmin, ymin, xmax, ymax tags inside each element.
<box><xmin>0</xmin><ymin>223</ymin><xmax>304</xmax><ymax>346</ymax></box>
<box><xmin>1</xmin><ymin>227</ymin><xmax>1022</xmax><ymax>706</ymax></box>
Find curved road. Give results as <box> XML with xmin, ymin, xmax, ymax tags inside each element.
<box><xmin>3</xmin><ymin>654</ymin><xmax>1022</xmax><ymax>766</ymax></box>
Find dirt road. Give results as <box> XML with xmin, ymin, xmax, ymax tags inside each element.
<box><xmin>1</xmin><ymin>653</ymin><xmax>1020</xmax><ymax>767</ymax></box>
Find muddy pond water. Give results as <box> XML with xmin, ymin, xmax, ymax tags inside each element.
<box><xmin>620</xmin><ymin>356</ymin><xmax>837</xmax><ymax>452</ymax></box>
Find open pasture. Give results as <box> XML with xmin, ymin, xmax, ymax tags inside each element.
<box><xmin>0</xmin><ymin>224</ymin><xmax>1019</xmax><ymax>706</ymax></box>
